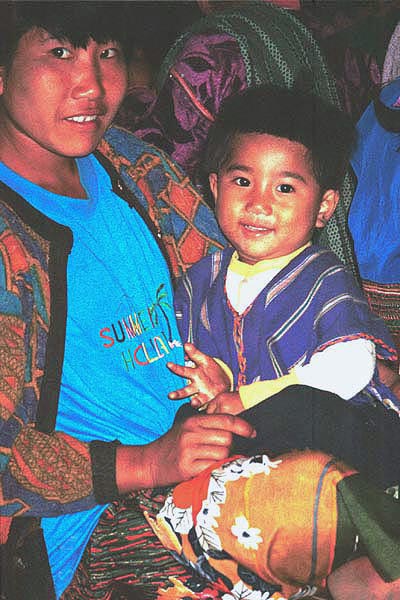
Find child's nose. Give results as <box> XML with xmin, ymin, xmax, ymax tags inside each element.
<box><xmin>246</xmin><ymin>192</ymin><xmax>273</xmax><ymax>213</ymax></box>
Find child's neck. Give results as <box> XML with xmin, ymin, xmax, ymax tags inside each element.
<box><xmin>233</xmin><ymin>242</ymin><xmax>311</xmax><ymax>276</ymax></box>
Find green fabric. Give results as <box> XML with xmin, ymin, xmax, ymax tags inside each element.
<box><xmin>334</xmin><ymin>490</ymin><xmax>357</xmax><ymax>572</ymax></box>
<box><xmin>337</xmin><ymin>474</ymin><xmax>400</xmax><ymax>582</ymax></box>
<box><xmin>158</xmin><ymin>2</ymin><xmax>359</xmax><ymax>280</ymax></box>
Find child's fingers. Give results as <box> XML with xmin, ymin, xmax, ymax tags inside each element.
<box><xmin>191</xmin><ymin>394</ymin><xmax>210</xmax><ymax>409</ymax></box>
<box><xmin>184</xmin><ymin>343</ymin><xmax>212</xmax><ymax>366</ymax></box>
<box><xmin>205</xmin><ymin>400</ymin><xmax>218</xmax><ymax>414</ymax></box>
<box><xmin>197</xmin><ymin>402</ymin><xmax>209</xmax><ymax>411</ymax></box>
<box><xmin>166</xmin><ymin>361</ymin><xmax>192</xmax><ymax>378</ymax></box>
<box><xmin>190</xmin><ymin>394</ymin><xmax>201</xmax><ymax>408</ymax></box>
<box><xmin>168</xmin><ymin>385</ymin><xmax>194</xmax><ymax>400</ymax></box>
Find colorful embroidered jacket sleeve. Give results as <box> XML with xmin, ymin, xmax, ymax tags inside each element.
<box><xmin>0</xmin><ymin>198</ymin><xmax>97</xmax><ymax>527</ymax></box>
<box><xmin>0</xmin><ymin>129</ymin><xmax>225</xmax><ymax>529</ymax></box>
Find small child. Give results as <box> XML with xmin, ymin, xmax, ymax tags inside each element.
<box><xmin>166</xmin><ymin>84</ymin><xmax>400</xmax><ymax>490</ymax></box>
<box><xmin>146</xmin><ymin>86</ymin><xmax>400</xmax><ymax>600</ymax></box>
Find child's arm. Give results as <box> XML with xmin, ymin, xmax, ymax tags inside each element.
<box><xmin>169</xmin><ymin>339</ymin><xmax>375</xmax><ymax>414</ymax></box>
<box><xmin>238</xmin><ymin>338</ymin><xmax>375</xmax><ymax>411</ymax></box>
<box><xmin>203</xmin><ymin>338</ymin><xmax>375</xmax><ymax>414</ymax></box>
<box><xmin>204</xmin><ymin>375</ymin><xmax>299</xmax><ymax>414</ymax></box>
<box><xmin>167</xmin><ymin>343</ymin><xmax>232</xmax><ymax>406</ymax></box>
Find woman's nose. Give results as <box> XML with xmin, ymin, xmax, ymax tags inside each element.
<box><xmin>72</xmin><ymin>58</ymin><xmax>105</xmax><ymax>100</ymax></box>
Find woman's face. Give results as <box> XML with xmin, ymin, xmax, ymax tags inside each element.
<box><xmin>0</xmin><ymin>27</ymin><xmax>127</xmax><ymax>163</ymax></box>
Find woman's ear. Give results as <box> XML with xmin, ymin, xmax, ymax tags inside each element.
<box><xmin>315</xmin><ymin>189</ymin><xmax>339</xmax><ymax>228</ymax></box>
<box><xmin>208</xmin><ymin>173</ymin><xmax>218</xmax><ymax>203</ymax></box>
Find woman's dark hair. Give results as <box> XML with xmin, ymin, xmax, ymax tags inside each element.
<box><xmin>0</xmin><ymin>1</ymin><xmax>133</xmax><ymax>67</ymax></box>
<box><xmin>203</xmin><ymin>84</ymin><xmax>356</xmax><ymax>191</ymax></box>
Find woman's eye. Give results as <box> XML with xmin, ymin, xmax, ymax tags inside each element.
<box><xmin>50</xmin><ymin>47</ymin><xmax>71</xmax><ymax>59</ymax></box>
<box><xmin>234</xmin><ymin>177</ymin><xmax>250</xmax><ymax>187</ymax></box>
<box><xmin>277</xmin><ymin>183</ymin><xmax>294</xmax><ymax>193</ymax></box>
<box><xmin>100</xmin><ymin>47</ymin><xmax>119</xmax><ymax>59</ymax></box>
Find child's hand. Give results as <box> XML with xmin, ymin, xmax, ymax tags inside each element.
<box><xmin>205</xmin><ymin>392</ymin><xmax>244</xmax><ymax>415</ymax></box>
<box><xmin>167</xmin><ymin>343</ymin><xmax>231</xmax><ymax>407</ymax></box>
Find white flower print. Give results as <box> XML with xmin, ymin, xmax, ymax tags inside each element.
<box><xmin>241</xmin><ymin>455</ymin><xmax>282</xmax><ymax>477</ymax></box>
<box><xmin>158</xmin><ymin>495</ymin><xmax>193</xmax><ymax>534</ymax></box>
<box><xmin>221</xmin><ymin>580</ymin><xmax>281</xmax><ymax>599</ymax></box>
<box><xmin>196</xmin><ymin>498</ymin><xmax>220</xmax><ymax>529</ymax></box>
<box><xmin>219</xmin><ymin>455</ymin><xmax>281</xmax><ymax>483</ymax></box>
<box><xmin>231</xmin><ymin>515</ymin><xmax>263</xmax><ymax>550</ymax></box>
<box><xmin>195</xmin><ymin>499</ymin><xmax>223</xmax><ymax>553</ymax></box>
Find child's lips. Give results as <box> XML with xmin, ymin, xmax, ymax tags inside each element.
<box><xmin>242</xmin><ymin>222</ymin><xmax>274</xmax><ymax>234</ymax></box>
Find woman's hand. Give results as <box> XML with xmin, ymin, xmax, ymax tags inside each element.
<box><xmin>116</xmin><ymin>412</ymin><xmax>256</xmax><ymax>491</ymax></box>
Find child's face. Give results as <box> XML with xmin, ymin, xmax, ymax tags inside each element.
<box><xmin>0</xmin><ymin>27</ymin><xmax>127</xmax><ymax>162</ymax></box>
<box><xmin>209</xmin><ymin>133</ymin><xmax>338</xmax><ymax>264</ymax></box>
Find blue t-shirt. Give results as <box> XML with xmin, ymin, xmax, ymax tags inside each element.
<box><xmin>0</xmin><ymin>155</ymin><xmax>185</xmax><ymax>597</ymax></box>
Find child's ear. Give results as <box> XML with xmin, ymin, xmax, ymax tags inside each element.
<box><xmin>208</xmin><ymin>173</ymin><xmax>218</xmax><ymax>203</ymax></box>
<box><xmin>315</xmin><ymin>189</ymin><xmax>339</xmax><ymax>229</ymax></box>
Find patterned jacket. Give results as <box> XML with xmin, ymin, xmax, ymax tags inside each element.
<box><xmin>0</xmin><ymin>127</ymin><xmax>225</xmax><ymax>542</ymax></box>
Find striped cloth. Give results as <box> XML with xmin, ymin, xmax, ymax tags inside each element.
<box><xmin>61</xmin><ymin>489</ymin><xmax>192</xmax><ymax>600</ymax></box>
<box><xmin>362</xmin><ymin>280</ymin><xmax>400</xmax><ymax>369</ymax></box>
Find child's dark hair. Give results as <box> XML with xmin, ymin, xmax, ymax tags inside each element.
<box><xmin>0</xmin><ymin>1</ymin><xmax>133</xmax><ymax>68</ymax></box>
<box><xmin>204</xmin><ymin>85</ymin><xmax>356</xmax><ymax>191</ymax></box>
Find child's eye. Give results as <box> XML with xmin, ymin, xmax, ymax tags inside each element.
<box><xmin>50</xmin><ymin>47</ymin><xmax>72</xmax><ymax>59</ymax></box>
<box><xmin>234</xmin><ymin>177</ymin><xmax>250</xmax><ymax>187</ymax></box>
<box><xmin>100</xmin><ymin>47</ymin><xmax>120</xmax><ymax>59</ymax></box>
<box><xmin>277</xmin><ymin>183</ymin><xmax>294</xmax><ymax>193</ymax></box>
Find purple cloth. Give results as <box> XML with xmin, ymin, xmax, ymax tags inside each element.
<box><xmin>119</xmin><ymin>33</ymin><xmax>246</xmax><ymax>184</ymax></box>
